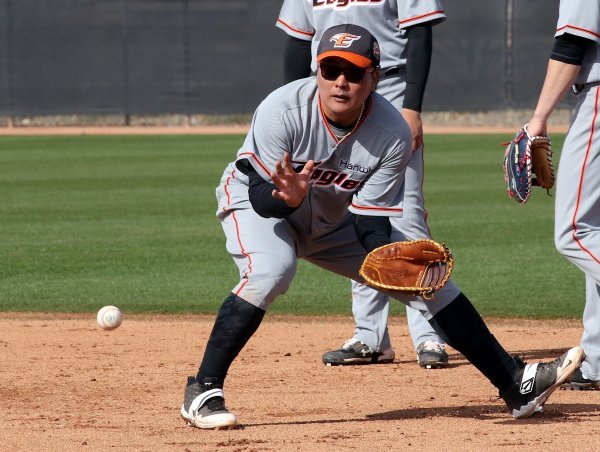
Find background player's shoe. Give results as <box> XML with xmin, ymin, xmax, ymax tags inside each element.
<box><xmin>180</xmin><ymin>376</ymin><xmax>237</xmax><ymax>429</ymax></box>
<box><xmin>322</xmin><ymin>338</ymin><xmax>395</xmax><ymax>366</ymax></box>
<box><xmin>500</xmin><ymin>346</ymin><xmax>584</xmax><ymax>419</ymax></box>
<box><xmin>416</xmin><ymin>341</ymin><xmax>449</xmax><ymax>369</ymax></box>
<box><xmin>560</xmin><ymin>368</ymin><xmax>600</xmax><ymax>390</ymax></box>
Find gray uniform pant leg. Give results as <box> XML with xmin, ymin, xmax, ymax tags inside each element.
<box><xmin>581</xmin><ymin>276</ymin><xmax>600</xmax><ymax>380</ymax></box>
<box><xmin>349</xmin><ymin>144</ymin><xmax>446</xmax><ymax>351</ymax></box>
<box><xmin>221</xmin><ymin>209</ymin><xmax>298</xmax><ymax>311</ymax></box>
<box><xmin>350</xmin><ymin>280</ymin><xmax>392</xmax><ymax>352</ymax></box>
<box><xmin>554</xmin><ymin>86</ymin><xmax>600</xmax><ymax>377</ymax></box>
<box><xmin>397</xmin><ymin>145</ymin><xmax>447</xmax><ymax>349</ymax></box>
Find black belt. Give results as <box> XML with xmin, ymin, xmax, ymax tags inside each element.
<box><xmin>572</xmin><ymin>81</ymin><xmax>600</xmax><ymax>95</ymax></box>
<box><xmin>383</xmin><ymin>67</ymin><xmax>401</xmax><ymax>77</ymax></box>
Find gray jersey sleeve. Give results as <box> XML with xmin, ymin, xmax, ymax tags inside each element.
<box><xmin>276</xmin><ymin>0</ymin><xmax>314</xmax><ymax>41</ymax></box>
<box><xmin>556</xmin><ymin>0</ymin><xmax>600</xmax><ymax>84</ymax></box>
<box><xmin>556</xmin><ymin>0</ymin><xmax>600</xmax><ymax>43</ymax></box>
<box><xmin>236</xmin><ymin>97</ymin><xmax>292</xmax><ymax>182</ymax></box>
<box><xmin>349</xmin><ymin>139</ymin><xmax>408</xmax><ymax>218</ymax></box>
<box><xmin>397</xmin><ymin>0</ymin><xmax>446</xmax><ymax>29</ymax></box>
<box><xmin>348</xmin><ymin>94</ymin><xmax>412</xmax><ymax>217</ymax></box>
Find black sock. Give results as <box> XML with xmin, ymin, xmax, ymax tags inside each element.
<box><xmin>429</xmin><ymin>292</ymin><xmax>518</xmax><ymax>391</ymax></box>
<box><xmin>197</xmin><ymin>293</ymin><xmax>266</xmax><ymax>385</ymax></box>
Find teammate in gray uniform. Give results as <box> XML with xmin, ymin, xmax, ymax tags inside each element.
<box><xmin>277</xmin><ymin>0</ymin><xmax>449</xmax><ymax>368</ymax></box>
<box><xmin>523</xmin><ymin>0</ymin><xmax>600</xmax><ymax>390</ymax></box>
<box><xmin>179</xmin><ymin>24</ymin><xmax>583</xmax><ymax>429</ymax></box>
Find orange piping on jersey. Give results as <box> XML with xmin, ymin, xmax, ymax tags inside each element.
<box><xmin>557</xmin><ymin>24</ymin><xmax>600</xmax><ymax>39</ymax></box>
<box><xmin>318</xmin><ymin>95</ymin><xmax>372</xmax><ymax>143</ymax></box>
<box><xmin>351</xmin><ymin>203</ymin><xmax>403</xmax><ymax>213</ymax></box>
<box><xmin>399</xmin><ymin>10</ymin><xmax>445</xmax><ymax>26</ymax></box>
<box><xmin>276</xmin><ymin>19</ymin><xmax>315</xmax><ymax>37</ymax></box>
<box><xmin>231</xmin><ymin>210</ymin><xmax>253</xmax><ymax>295</ymax></box>
<box><xmin>238</xmin><ymin>151</ymin><xmax>272</xmax><ymax>176</ymax></box>
<box><xmin>418</xmin><ymin>144</ymin><xmax>432</xmax><ymax>238</ymax></box>
<box><xmin>222</xmin><ymin>168</ymin><xmax>235</xmax><ymax>213</ymax></box>
<box><xmin>319</xmin><ymin>96</ymin><xmax>341</xmax><ymax>142</ymax></box>
<box><xmin>571</xmin><ymin>86</ymin><xmax>600</xmax><ymax>265</ymax></box>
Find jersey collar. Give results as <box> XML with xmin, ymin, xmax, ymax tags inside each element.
<box><xmin>318</xmin><ymin>95</ymin><xmax>372</xmax><ymax>144</ymax></box>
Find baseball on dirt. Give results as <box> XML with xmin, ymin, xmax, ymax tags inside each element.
<box><xmin>96</xmin><ymin>305</ymin><xmax>123</xmax><ymax>330</ymax></box>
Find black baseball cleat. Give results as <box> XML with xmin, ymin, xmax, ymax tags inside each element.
<box><xmin>322</xmin><ymin>338</ymin><xmax>395</xmax><ymax>366</ymax></box>
<box><xmin>561</xmin><ymin>367</ymin><xmax>600</xmax><ymax>390</ymax></box>
<box><xmin>500</xmin><ymin>346</ymin><xmax>584</xmax><ymax>419</ymax></box>
<box><xmin>180</xmin><ymin>376</ymin><xmax>237</xmax><ymax>429</ymax></box>
<box><xmin>416</xmin><ymin>341</ymin><xmax>449</xmax><ymax>369</ymax></box>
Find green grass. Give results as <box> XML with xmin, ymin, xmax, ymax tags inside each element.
<box><xmin>0</xmin><ymin>134</ymin><xmax>584</xmax><ymax>318</ymax></box>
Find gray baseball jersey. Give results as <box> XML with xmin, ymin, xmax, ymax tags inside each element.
<box><xmin>216</xmin><ymin>77</ymin><xmax>460</xmax><ymax>315</ymax></box>
<box><xmin>276</xmin><ymin>0</ymin><xmax>445</xmax><ymax>72</ymax></box>
<box><xmin>276</xmin><ymin>0</ymin><xmax>452</xmax><ymax>352</ymax></box>
<box><xmin>217</xmin><ymin>78</ymin><xmax>409</xmax><ymax>236</ymax></box>
<box><xmin>556</xmin><ymin>0</ymin><xmax>600</xmax><ymax>85</ymax></box>
<box><xmin>554</xmin><ymin>0</ymin><xmax>600</xmax><ymax>380</ymax></box>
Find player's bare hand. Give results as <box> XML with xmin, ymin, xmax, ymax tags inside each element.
<box><xmin>402</xmin><ymin>108</ymin><xmax>423</xmax><ymax>152</ymax></box>
<box><xmin>271</xmin><ymin>153</ymin><xmax>315</xmax><ymax>208</ymax></box>
<box><xmin>526</xmin><ymin>117</ymin><xmax>548</xmax><ymax>138</ymax></box>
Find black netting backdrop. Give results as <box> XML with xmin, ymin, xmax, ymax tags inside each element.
<box><xmin>0</xmin><ymin>0</ymin><xmax>575</xmax><ymax>116</ymax></box>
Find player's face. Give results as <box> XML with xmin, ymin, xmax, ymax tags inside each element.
<box><xmin>317</xmin><ymin>57</ymin><xmax>378</xmax><ymax>127</ymax></box>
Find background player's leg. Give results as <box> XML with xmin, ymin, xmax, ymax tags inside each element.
<box><xmin>393</xmin><ymin>143</ymin><xmax>448</xmax><ymax>367</ymax></box>
<box><xmin>553</xmin><ymin>87</ymin><xmax>600</xmax><ymax>390</ymax></box>
<box><xmin>317</xmin><ymin>281</ymin><xmax>396</xmax><ymax>365</ymax></box>
<box><xmin>406</xmin><ymin>307</ymin><xmax>448</xmax><ymax>368</ymax></box>
<box><xmin>563</xmin><ymin>276</ymin><xmax>600</xmax><ymax>389</ymax></box>
<box><xmin>580</xmin><ymin>276</ymin><xmax>600</xmax><ymax>381</ymax></box>
<box><xmin>554</xmin><ymin>86</ymin><xmax>600</xmax><ymax>284</ymax></box>
<box><xmin>350</xmin><ymin>281</ymin><xmax>392</xmax><ymax>353</ymax></box>
<box><xmin>322</xmin><ymin>273</ymin><xmax>394</xmax><ymax>363</ymax></box>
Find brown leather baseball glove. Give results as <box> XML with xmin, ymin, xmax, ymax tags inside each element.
<box><xmin>359</xmin><ymin>239</ymin><xmax>454</xmax><ymax>299</ymax></box>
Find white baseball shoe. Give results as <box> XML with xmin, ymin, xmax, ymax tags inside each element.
<box><xmin>180</xmin><ymin>376</ymin><xmax>237</xmax><ymax>429</ymax></box>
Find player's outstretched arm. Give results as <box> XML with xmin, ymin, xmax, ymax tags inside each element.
<box><xmin>270</xmin><ymin>153</ymin><xmax>315</xmax><ymax>208</ymax></box>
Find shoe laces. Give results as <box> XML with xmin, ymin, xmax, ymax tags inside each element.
<box><xmin>421</xmin><ymin>341</ymin><xmax>446</xmax><ymax>353</ymax></box>
<box><xmin>342</xmin><ymin>338</ymin><xmax>362</xmax><ymax>349</ymax></box>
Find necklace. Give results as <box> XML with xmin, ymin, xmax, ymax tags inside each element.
<box><xmin>333</xmin><ymin>101</ymin><xmax>366</xmax><ymax>141</ymax></box>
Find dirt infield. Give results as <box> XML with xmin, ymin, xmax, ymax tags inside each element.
<box><xmin>2</xmin><ymin>313</ymin><xmax>599</xmax><ymax>451</ymax></box>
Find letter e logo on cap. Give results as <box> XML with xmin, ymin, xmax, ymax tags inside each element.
<box><xmin>330</xmin><ymin>33</ymin><xmax>361</xmax><ymax>48</ymax></box>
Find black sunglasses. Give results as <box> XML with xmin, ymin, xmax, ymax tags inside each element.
<box><xmin>319</xmin><ymin>63</ymin><xmax>373</xmax><ymax>84</ymax></box>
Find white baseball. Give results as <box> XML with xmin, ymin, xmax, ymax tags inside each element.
<box><xmin>96</xmin><ymin>305</ymin><xmax>123</xmax><ymax>330</ymax></box>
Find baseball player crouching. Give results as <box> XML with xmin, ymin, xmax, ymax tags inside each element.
<box><xmin>180</xmin><ymin>24</ymin><xmax>583</xmax><ymax>429</ymax></box>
